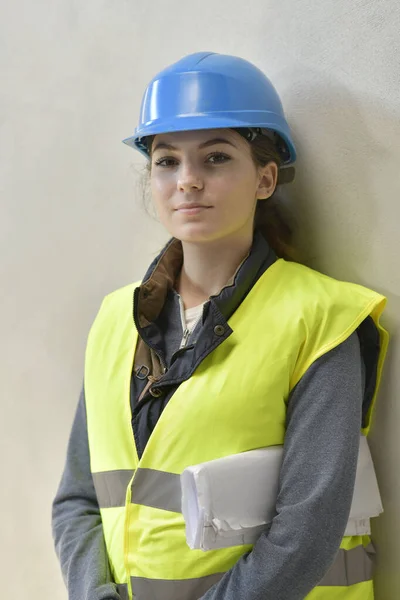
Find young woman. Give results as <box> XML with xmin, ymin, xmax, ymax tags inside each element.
<box><xmin>52</xmin><ymin>51</ymin><xmax>389</xmax><ymax>600</ymax></box>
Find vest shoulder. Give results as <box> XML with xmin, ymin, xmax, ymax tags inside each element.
<box><xmin>275</xmin><ymin>260</ymin><xmax>383</xmax><ymax>299</ymax></box>
<box><xmin>91</xmin><ymin>281</ymin><xmax>141</xmax><ymax>327</ymax></box>
<box><xmin>87</xmin><ymin>281</ymin><xmax>141</xmax><ymax>341</ymax></box>
<box><xmin>101</xmin><ymin>280</ymin><xmax>142</xmax><ymax>306</ymax></box>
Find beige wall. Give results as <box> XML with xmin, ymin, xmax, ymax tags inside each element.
<box><xmin>1</xmin><ymin>1</ymin><xmax>399</xmax><ymax>597</ymax></box>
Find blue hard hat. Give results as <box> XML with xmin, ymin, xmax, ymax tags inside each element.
<box><xmin>123</xmin><ymin>51</ymin><xmax>296</xmax><ymax>165</ymax></box>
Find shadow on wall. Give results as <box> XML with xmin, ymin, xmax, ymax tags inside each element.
<box><xmin>279</xmin><ymin>66</ymin><xmax>398</xmax><ymax>285</ymax></box>
<box><xmin>280</xmin><ymin>67</ymin><xmax>400</xmax><ymax>598</ymax></box>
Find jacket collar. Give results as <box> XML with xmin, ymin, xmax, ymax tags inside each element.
<box><xmin>136</xmin><ymin>230</ymin><xmax>277</xmax><ymax>329</ymax></box>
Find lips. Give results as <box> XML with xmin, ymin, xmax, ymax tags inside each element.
<box><xmin>175</xmin><ymin>203</ymin><xmax>210</xmax><ymax>210</ymax></box>
<box><xmin>174</xmin><ymin>203</ymin><xmax>212</xmax><ymax>216</ymax></box>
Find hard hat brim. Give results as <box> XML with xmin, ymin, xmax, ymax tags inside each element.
<box><xmin>123</xmin><ymin>113</ymin><xmax>296</xmax><ymax>165</ymax></box>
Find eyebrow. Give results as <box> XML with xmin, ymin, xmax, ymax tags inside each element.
<box><xmin>152</xmin><ymin>137</ymin><xmax>237</xmax><ymax>153</ymax></box>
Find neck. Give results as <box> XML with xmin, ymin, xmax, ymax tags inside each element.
<box><xmin>176</xmin><ymin>231</ymin><xmax>254</xmax><ymax>309</ymax></box>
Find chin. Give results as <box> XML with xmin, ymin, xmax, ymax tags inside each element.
<box><xmin>173</xmin><ymin>226</ymin><xmax>220</xmax><ymax>244</ymax></box>
<box><xmin>176</xmin><ymin>234</ymin><xmax>213</xmax><ymax>244</ymax></box>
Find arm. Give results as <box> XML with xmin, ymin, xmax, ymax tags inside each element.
<box><xmin>52</xmin><ymin>388</ymin><xmax>121</xmax><ymax>600</ymax></box>
<box><xmin>200</xmin><ymin>331</ymin><xmax>364</xmax><ymax>600</ymax></box>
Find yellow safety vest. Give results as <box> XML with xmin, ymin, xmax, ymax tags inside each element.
<box><xmin>84</xmin><ymin>258</ymin><xmax>389</xmax><ymax>600</ymax></box>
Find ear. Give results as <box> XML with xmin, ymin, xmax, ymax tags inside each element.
<box><xmin>256</xmin><ymin>161</ymin><xmax>278</xmax><ymax>200</ymax></box>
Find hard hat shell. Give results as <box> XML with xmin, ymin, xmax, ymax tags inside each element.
<box><xmin>123</xmin><ymin>51</ymin><xmax>296</xmax><ymax>165</ymax></box>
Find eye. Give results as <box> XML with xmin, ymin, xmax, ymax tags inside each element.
<box><xmin>153</xmin><ymin>152</ymin><xmax>231</xmax><ymax>168</ymax></box>
<box><xmin>154</xmin><ymin>156</ymin><xmax>178</xmax><ymax>168</ymax></box>
<box><xmin>207</xmin><ymin>152</ymin><xmax>231</xmax><ymax>164</ymax></box>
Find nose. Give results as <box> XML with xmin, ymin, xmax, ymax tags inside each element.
<box><xmin>177</xmin><ymin>161</ymin><xmax>204</xmax><ymax>192</ymax></box>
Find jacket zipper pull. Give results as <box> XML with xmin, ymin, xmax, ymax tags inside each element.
<box><xmin>180</xmin><ymin>328</ymin><xmax>190</xmax><ymax>349</ymax></box>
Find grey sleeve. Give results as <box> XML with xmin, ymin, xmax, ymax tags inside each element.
<box><xmin>51</xmin><ymin>387</ymin><xmax>121</xmax><ymax>600</ymax></box>
<box><xmin>200</xmin><ymin>331</ymin><xmax>364</xmax><ymax>600</ymax></box>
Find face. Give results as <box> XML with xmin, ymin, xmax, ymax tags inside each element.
<box><xmin>149</xmin><ymin>128</ymin><xmax>277</xmax><ymax>245</ymax></box>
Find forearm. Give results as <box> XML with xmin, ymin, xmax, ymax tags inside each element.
<box><xmin>52</xmin><ymin>388</ymin><xmax>120</xmax><ymax>600</ymax></box>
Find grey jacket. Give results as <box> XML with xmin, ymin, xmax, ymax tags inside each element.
<box><xmin>52</xmin><ymin>232</ymin><xmax>379</xmax><ymax>600</ymax></box>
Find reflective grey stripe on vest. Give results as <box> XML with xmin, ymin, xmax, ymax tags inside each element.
<box><xmin>96</xmin><ymin>470</ymin><xmax>374</xmax><ymax>591</ymax></box>
<box><xmin>131</xmin><ymin>572</ymin><xmax>225</xmax><ymax>600</ymax></box>
<box><xmin>92</xmin><ymin>470</ymin><xmax>134</xmax><ymax>508</ymax></box>
<box><xmin>131</xmin><ymin>468</ymin><xmax>182</xmax><ymax>512</ymax></box>
<box><xmin>319</xmin><ymin>543</ymin><xmax>375</xmax><ymax>586</ymax></box>
<box><xmin>92</xmin><ymin>468</ymin><xmax>180</xmax><ymax>511</ymax></box>
<box><xmin>116</xmin><ymin>583</ymin><xmax>129</xmax><ymax>600</ymax></box>
<box><xmin>128</xmin><ymin>545</ymin><xmax>374</xmax><ymax>599</ymax></box>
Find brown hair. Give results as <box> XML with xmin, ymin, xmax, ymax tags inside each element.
<box><xmin>143</xmin><ymin>131</ymin><xmax>300</xmax><ymax>262</ymax></box>
<box><xmin>247</xmin><ymin>132</ymin><xmax>300</xmax><ymax>262</ymax></box>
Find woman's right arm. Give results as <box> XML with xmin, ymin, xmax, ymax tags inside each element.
<box><xmin>52</xmin><ymin>387</ymin><xmax>121</xmax><ymax>600</ymax></box>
